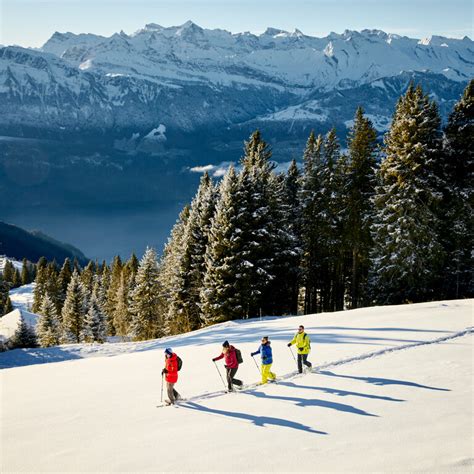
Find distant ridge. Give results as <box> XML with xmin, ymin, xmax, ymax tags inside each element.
<box><xmin>0</xmin><ymin>221</ymin><xmax>88</xmax><ymax>265</ymax></box>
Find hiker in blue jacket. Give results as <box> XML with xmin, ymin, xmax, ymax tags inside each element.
<box><xmin>251</xmin><ymin>336</ymin><xmax>277</xmax><ymax>384</ymax></box>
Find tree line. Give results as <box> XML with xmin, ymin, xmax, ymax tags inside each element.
<box><xmin>10</xmin><ymin>80</ymin><xmax>473</xmax><ymax>348</ymax></box>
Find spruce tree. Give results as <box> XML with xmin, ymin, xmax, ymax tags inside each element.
<box><xmin>105</xmin><ymin>256</ymin><xmax>123</xmax><ymax>336</ymax></box>
<box><xmin>440</xmin><ymin>80</ymin><xmax>473</xmax><ymax>298</ymax></box>
<box><xmin>370</xmin><ymin>84</ymin><xmax>444</xmax><ymax>304</ymax></box>
<box><xmin>80</xmin><ymin>261</ymin><xmax>95</xmax><ymax>294</ymax></box>
<box><xmin>4</xmin><ymin>296</ymin><xmax>13</xmax><ymax>315</ymax></box>
<box><xmin>113</xmin><ymin>272</ymin><xmax>133</xmax><ymax>337</ymax></box>
<box><xmin>165</xmin><ymin>173</ymin><xmax>217</xmax><ymax>334</ymax></box>
<box><xmin>345</xmin><ymin>107</ymin><xmax>378</xmax><ymax>308</ymax></box>
<box><xmin>129</xmin><ymin>247</ymin><xmax>163</xmax><ymax>341</ymax></box>
<box><xmin>61</xmin><ymin>270</ymin><xmax>87</xmax><ymax>343</ymax></box>
<box><xmin>58</xmin><ymin>258</ymin><xmax>73</xmax><ymax>307</ymax></box>
<box><xmin>81</xmin><ymin>292</ymin><xmax>107</xmax><ymax>343</ymax></box>
<box><xmin>37</xmin><ymin>293</ymin><xmax>61</xmax><ymax>347</ymax></box>
<box><xmin>300</xmin><ymin>131</ymin><xmax>324</xmax><ymax>313</ymax></box>
<box><xmin>2</xmin><ymin>260</ymin><xmax>14</xmax><ymax>286</ymax></box>
<box><xmin>21</xmin><ymin>258</ymin><xmax>31</xmax><ymax>285</ymax></box>
<box><xmin>9</xmin><ymin>315</ymin><xmax>37</xmax><ymax>349</ymax></box>
<box><xmin>160</xmin><ymin>206</ymin><xmax>190</xmax><ymax>334</ymax></box>
<box><xmin>32</xmin><ymin>264</ymin><xmax>49</xmax><ymax>313</ymax></box>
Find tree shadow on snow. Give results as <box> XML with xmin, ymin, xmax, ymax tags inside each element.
<box><xmin>319</xmin><ymin>370</ymin><xmax>451</xmax><ymax>391</ymax></box>
<box><xmin>180</xmin><ymin>400</ymin><xmax>328</xmax><ymax>435</ymax></box>
<box><xmin>0</xmin><ymin>346</ymin><xmax>82</xmax><ymax>369</ymax></box>
<box><xmin>243</xmin><ymin>391</ymin><xmax>378</xmax><ymax>417</ymax></box>
<box><xmin>278</xmin><ymin>381</ymin><xmax>405</xmax><ymax>402</ymax></box>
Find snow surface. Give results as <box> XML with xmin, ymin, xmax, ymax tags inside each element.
<box><xmin>0</xmin><ymin>308</ymin><xmax>39</xmax><ymax>342</ymax></box>
<box><xmin>1</xmin><ymin>299</ymin><xmax>472</xmax><ymax>472</ymax></box>
<box><xmin>8</xmin><ymin>282</ymin><xmax>35</xmax><ymax>312</ymax></box>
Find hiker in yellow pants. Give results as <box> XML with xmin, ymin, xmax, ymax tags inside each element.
<box><xmin>251</xmin><ymin>336</ymin><xmax>276</xmax><ymax>384</ymax></box>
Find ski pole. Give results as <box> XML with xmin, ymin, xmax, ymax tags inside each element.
<box><xmin>251</xmin><ymin>355</ymin><xmax>261</xmax><ymax>374</ymax></box>
<box><xmin>213</xmin><ymin>360</ymin><xmax>227</xmax><ymax>390</ymax></box>
<box><xmin>160</xmin><ymin>372</ymin><xmax>164</xmax><ymax>403</ymax></box>
<box><xmin>288</xmin><ymin>345</ymin><xmax>297</xmax><ymax>367</ymax></box>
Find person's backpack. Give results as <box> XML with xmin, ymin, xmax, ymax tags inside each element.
<box><xmin>177</xmin><ymin>355</ymin><xmax>183</xmax><ymax>371</ymax></box>
<box><xmin>235</xmin><ymin>348</ymin><xmax>243</xmax><ymax>364</ymax></box>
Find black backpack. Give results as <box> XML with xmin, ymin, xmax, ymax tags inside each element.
<box><xmin>235</xmin><ymin>348</ymin><xmax>243</xmax><ymax>364</ymax></box>
<box><xmin>177</xmin><ymin>355</ymin><xmax>183</xmax><ymax>371</ymax></box>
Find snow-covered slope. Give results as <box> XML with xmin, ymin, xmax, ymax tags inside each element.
<box><xmin>1</xmin><ymin>300</ymin><xmax>472</xmax><ymax>472</ymax></box>
<box><xmin>0</xmin><ymin>23</ymin><xmax>472</xmax><ymax>135</ymax></box>
<box><xmin>0</xmin><ymin>307</ymin><xmax>39</xmax><ymax>342</ymax></box>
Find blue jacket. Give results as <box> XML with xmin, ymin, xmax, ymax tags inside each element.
<box><xmin>251</xmin><ymin>342</ymin><xmax>273</xmax><ymax>365</ymax></box>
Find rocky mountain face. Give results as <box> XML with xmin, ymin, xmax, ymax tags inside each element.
<box><xmin>0</xmin><ymin>23</ymin><xmax>472</xmax><ymax>259</ymax></box>
<box><xmin>0</xmin><ymin>22</ymin><xmax>472</xmax><ymax>140</ymax></box>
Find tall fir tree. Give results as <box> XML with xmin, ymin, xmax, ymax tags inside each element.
<box><xmin>129</xmin><ymin>247</ymin><xmax>163</xmax><ymax>341</ymax></box>
<box><xmin>164</xmin><ymin>173</ymin><xmax>217</xmax><ymax>334</ymax></box>
<box><xmin>160</xmin><ymin>206</ymin><xmax>190</xmax><ymax>334</ymax></box>
<box><xmin>201</xmin><ymin>165</ymin><xmax>249</xmax><ymax>323</ymax></box>
<box><xmin>113</xmin><ymin>271</ymin><xmax>134</xmax><ymax>337</ymax></box>
<box><xmin>345</xmin><ymin>107</ymin><xmax>378</xmax><ymax>308</ymax></box>
<box><xmin>58</xmin><ymin>258</ymin><xmax>73</xmax><ymax>308</ymax></box>
<box><xmin>440</xmin><ymin>80</ymin><xmax>473</xmax><ymax>298</ymax></box>
<box><xmin>61</xmin><ymin>270</ymin><xmax>88</xmax><ymax>343</ymax></box>
<box><xmin>81</xmin><ymin>292</ymin><xmax>107</xmax><ymax>343</ymax></box>
<box><xmin>37</xmin><ymin>293</ymin><xmax>61</xmax><ymax>347</ymax></box>
<box><xmin>300</xmin><ymin>131</ymin><xmax>324</xmax><ymax>313</ymax></box>
<box><xmin>21</xmin><ymin>258</ymin><xmax>31</xmax><ymax>286</ymax></box>
<box><xmin>2</xmin><ymin>260</ymin><xmax>14</xmax><ymax>286</ymax></box>
<box><xmin>370</xmin><ymin>84</ymin><xmax>444</xmax><ymax>304</ymax></box>
<box><xmin>105</xmin><ymin>256</ymin><xmax>123</xmax><ymax>336</ymax></box>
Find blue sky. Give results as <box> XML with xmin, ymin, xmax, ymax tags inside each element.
<box><xmin>1</xmin><ymin>0</ymin><xmax>472</xmax><ymax>47</ymax></box>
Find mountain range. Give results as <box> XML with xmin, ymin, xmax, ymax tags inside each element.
<box><xmin>0</xmin><ymin>22</ymin><xmax>472</xmax><ymax>260</ymax></box>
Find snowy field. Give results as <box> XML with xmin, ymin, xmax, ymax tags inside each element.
<box><xmin>1</xmin><ymin>299</ymin><xmax>472</xmax><ymax>472</ymax></box>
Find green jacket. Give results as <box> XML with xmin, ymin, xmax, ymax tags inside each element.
<box><xmin>289</xmin><ymin>332</ymin><xmax>311</xmax><ymax>354</ymax></box>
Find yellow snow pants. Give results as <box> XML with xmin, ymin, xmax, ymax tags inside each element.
<box><xmin>261</xmin><ymin>363</ymin><xmax>276</xmax><ymax>383</ymax></box>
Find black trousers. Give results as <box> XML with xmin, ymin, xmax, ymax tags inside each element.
<box><xmin>226</xmin><ymin>367</ymin><xmax>242</xmax><ymax>390</ymax></box>
<box><xmin>297</xmin><ymin>353</ymin><xmax>312</xmax><ymax>374</ymax></box>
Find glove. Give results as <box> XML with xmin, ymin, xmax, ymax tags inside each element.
<box><xmin>250</xmin><ymin>352</ymin><xmax>255</xmax><ymax>357</ymax></box>
<box><xmin>162</xmin><ymin>369</ymin><xmax>168</xmax><ymax>375</ymax></box>
<box><xmin>287</xmin><ymin>343</ymin><xmax>291</xmax><ymax>347</ymax></box>
<box><xmin>212</xmin><ymin>358</ymin><xmax>216</xmax><ymax>362</ymax></box>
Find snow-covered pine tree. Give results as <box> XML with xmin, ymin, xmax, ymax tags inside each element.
<box><xmin>201</xmin><ymin>165</ymin><xmax>248</xmax><ymax>323</ymax></box>
<box><xmin>9</xmin><ymin>315</ymin><xmax>37</xmax><ymax>349</ymax></box>
<box><xmin>32</xmin><ymin>264</ymin><xmax>49</xmax><ymax>313</ymax></box>
<box><xmin>160</xmin><ymin>206</ymin><xmax>190</xmax><ymax>334</ymax></box>
<box><xmin>345</xmin><ymin>107</ymin><xmax>378</xmax><ymax>308</ymax></box>
<box><xmin>129</xmin><ymin>247</ymin><xmax>163</xmax><ymax>341</ymax></box>
<box><xmin>236</xmin><ymin>130</ymin><xmax>277</xmax><ymax>317</ymax></box>
<box><xmin>264</xmin><ymin>163</ymin><xmax>302</xmax><ymax>315</ymax></box>
<box><xmin>300</xmin><ymin>131</ymin><xmax>324</xmax><ymax>313</ymax></box>
<box><xmin>57</xmin><ymin>258</ymin><xmax>72</xmax><ymax>307</ymax></box>
<box><xmin>4</xmin><ymin>296</ymin><xmax>13</xmax><ymax>315</ymax></box>
<box><xmin>164</xmin><ymin>173</ymin><xmax>217</xmax><ymax>334</ymax></box>
<box><xmin>369</xmin><ymin>84</ymin><xmax>444</xmax><ymax>304</ymax></box>
<box><xmin>105</xmin><ymin>256</ymin><xmax>123</xmax><ymax>336</ymax></box>
<box><xmin>37</xmin><ymin>293</ymin><xmax>61</xmax><ymax>347</ymax></box>
<box><xmin>61</xmin><ymin>270</ymin><xmax>87</xmax><ymax>343</ymax></box>
<box><xmin>80</xmin><ymin>261</ymin><xmax>95</xmax><ymax>294</ymax></box>
<box><xmin>440</xmin><ymin>80</ymin><xmax>473</xmax><ymax>298</ymax></box>
<box><xmin>113</xmin><ymin>271</ymin><xmax>134</xmax><ymax>337</ymax></box>
<box><xmin>81</xmin><ymin>291</ymin><xmax>106</xmax><ymax>343</ymax></box>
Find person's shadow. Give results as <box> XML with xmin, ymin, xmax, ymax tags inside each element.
<box><xmin>319</xmin><ymin>371</ymin><xmax>451</xmax><ymax>391</ymax></box>
<box><xmin>180</xmin><ymin>400</ymin><xmax>328</xmax><ymax>435</ymax></box>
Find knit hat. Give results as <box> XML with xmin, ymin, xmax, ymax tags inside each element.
<box><xmin>222</xmin><ymin>340</ymin><xmax>229</xmax><ymax>348</ymax></box>
<box><xmin>164</xmin><ymin>348</ymin><xmax>173</xmax><ymax>356</ymax></box>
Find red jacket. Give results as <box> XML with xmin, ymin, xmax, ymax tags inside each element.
<box><xmin>165</xmin><ymin>353</ymin><xmax>179</xmax><ymax>383</ymax></box>
<box><xmin>214</xmin><ymin>346</ymin><xmax>238</xmax><ymax>369</ymax></box>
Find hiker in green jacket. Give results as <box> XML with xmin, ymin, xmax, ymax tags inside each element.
<box><xmin>287</xmin><ymin>325</ymin><xmax>312</xmax><ymax>374</ymax></box>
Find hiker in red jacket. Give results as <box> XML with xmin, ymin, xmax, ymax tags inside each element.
<box><xmin>212</xmin><ymin>340</ymin><xmax>243</xmax><ymax>391</ymax></box>
<box><xmin>162</xmin><ymin>348</ymin><xmax>181</xmax><ymax>405</ymax></box>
